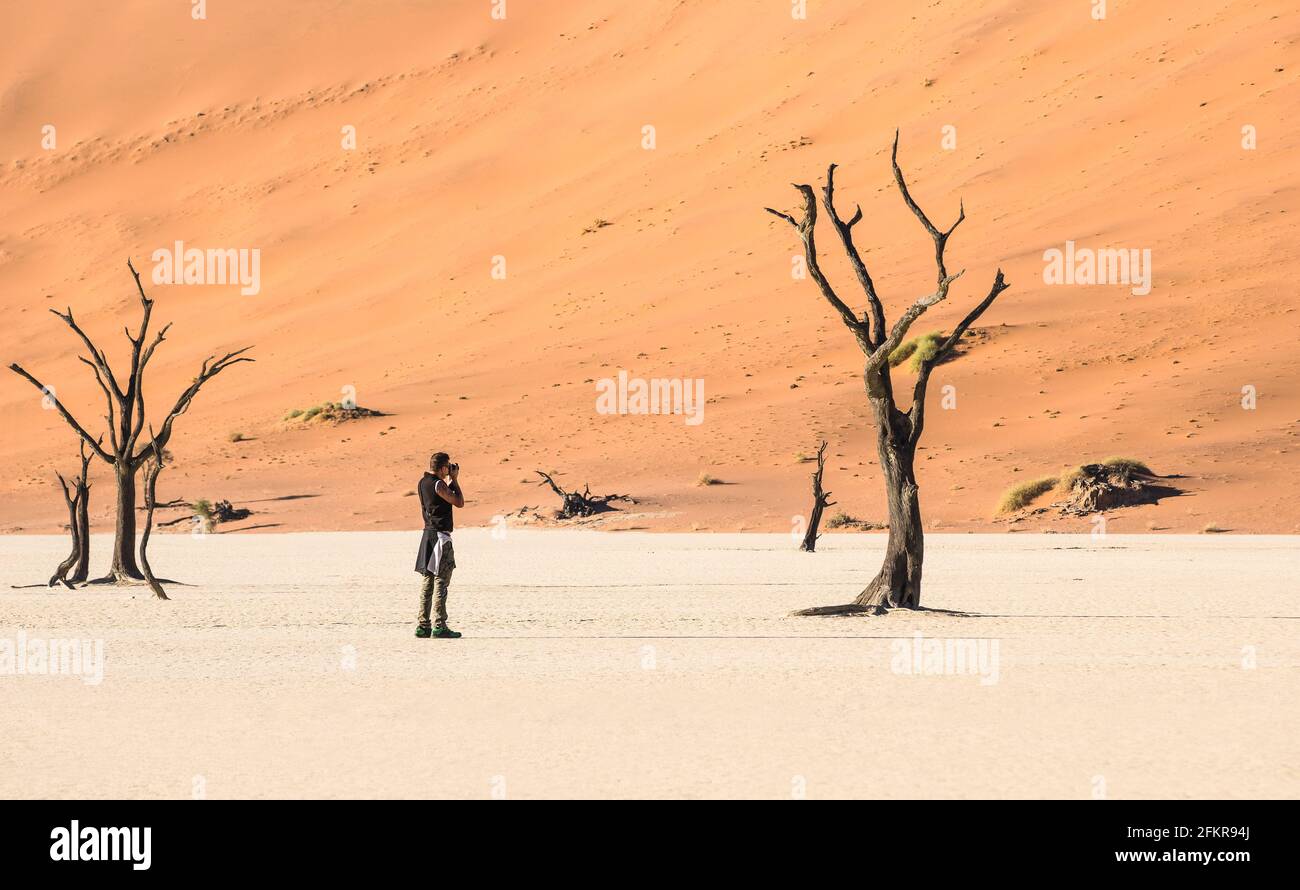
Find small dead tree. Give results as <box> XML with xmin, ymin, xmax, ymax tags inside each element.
<box><xmin>9</xmin><ymin>259</ymin><xmax>253</xmax><ymax>583</ymax></box>
<box><xmin>49</xmin><ymin>439</ymin><xmax>95</xmax><ymax>588</ymax></box>
<box><xmin>799</xmin><ymin>440</ymin><xmax>835</xmax><ymax>552</ymax></box>
<box><xmin>534</xmin><ymin>471</ymin><xmax>630</xmax><ymax>518</ymax></box>
<box><xmin>69</xmin><ymin>442</ymin><xmax>92</xmax><ymax>583</ymax></box>
<box><xmin>765</xmin><ymin>132</ymin><xmax>1010</xmax><ymax>614</ymax></box>
<box><xmin>138</xmin><ymin>432</ymin><xmax>169</xmax><ymax>600</ymax></box>
<box><xmin>49</xmin><ymin>476</ymin><xmax>79</xmax><ymax>589</ymax></box>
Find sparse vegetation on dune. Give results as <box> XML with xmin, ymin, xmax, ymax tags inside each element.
<box><xmin>1057</xmin><ymin>457</ymin><xmax>1154</xmax><ymax>494</ymax></box>
<box><xmin>905</xmin><ymin>331</ymin><xmax>945</xmax><ymax>373</ymax></box>
<box><xmin>283</xmin><ymin>402</ymin><xmax>384</xmax><ymax>424</ymax></box>
<box><xmin>696</xmin><ymin>472</ymin><xmax>722</xmax><ymax>486</ymax></box>
<box><xmin>887</xmin><ymin>335</ymin><xmax>920</xmax><ymax>368</ymax></box>
<box><xmin>824</xmin><ymin>512</ymin><xmax>886</xmax><ymax>531</ymax></box>
<box><xmin>887</xmin><ymin>330</ymin><xmax>948</xmax><ymax>373</ymax></box>
<box><xmin>192</xmin><ymin>498</ymin><xmax>213</xmax><ymax>530</ymax></box>
<box><xmin>1054</xmin><ymin>466</ymin><xmax>1083</xmax><ymax>493</ymax></box>
<box><xmin>888</xmin><ymin>329</ymin><xmax>985</xmax><ymax>373</ymax></box>
<box><xmin>996</xmin><ymin>477</ymin><xmax>1059</xmax><ymax>514</ymax></box>
<box><xmin>998</xmin><ymin>458</ymin><xmax>1168</xmax><ymax>517</ymax></box>
<box><xmin>1100</xmin><ymin>456</ymin><xmax>1153</xmax><ymax>476</ymax></box>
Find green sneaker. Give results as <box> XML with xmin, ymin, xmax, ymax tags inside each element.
<box><xmin>432</xmin><ymin>626</ymin><xmax>462</xmax><ymax>639</ymax></box>
<box><xmin>415</xmin><ymin>626</ymin><xmax>432</xmax><ymax>638</ymax></box>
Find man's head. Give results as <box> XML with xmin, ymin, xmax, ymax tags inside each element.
<box><xmin>430</xmin><ymin>452</ymin><xmax>451</xmax><ymax>477</ymax></box>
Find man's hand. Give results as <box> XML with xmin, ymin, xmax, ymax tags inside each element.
<box><xmin>449</xmin><ymin>463</ymin><xmax>460</xmax><ymax>482</ymax></box>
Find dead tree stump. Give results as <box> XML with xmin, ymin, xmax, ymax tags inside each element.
<box><xmin>799</xmin><ymin>440</ymin><xmax>835</xmax><ymax>552</ymax></box>
<box><xmin>535</xmin><ymin>471</ymin><xmax>630</xmax><ymax>519</ymax></box>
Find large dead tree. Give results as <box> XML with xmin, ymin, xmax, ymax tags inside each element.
<box><xmin>765</xmin><ymin>133</ymin><xmax>1010</xmax><ymax>614</ymax></box>
<box><xmin>9</xmin><ymin>260</ymin><xmax>253</xmax><ymax>583</ymax></box>
<box><xmin>798</xmin><ymin>440</ymin><xmax>834</xmax><ymax>552</ymax></box>
<box><xmin>49</xmin><ymin>442</ymin><xmax>94</xmax><ymax>588</ymax></box>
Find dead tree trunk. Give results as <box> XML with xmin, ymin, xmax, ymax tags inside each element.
<box><xmin>857</xmin><ymin>404</ymin><xmax>923</xmax><ymax>609</ymax></box>
<box><xmin>69</xmin><ymin>440</ymin><xmax>93</xmax><ymax>582</ymax></box>
<box><xmin>110</xmin><ymin>462</ymin><xmax>140</xmax><ymax>580</ymax></box>
<box><xmin>48</xmin><ymin>440</ymin><xmax>95</xmax><ymax>588</ymax></box>
<box><xmin>49</xmin><ymin>475</ymin><xmax>81</xmax><ymax>589</ymax></box>
<box><xmin>799</xmin><ymin>440</ymin><xmax>835</xmax><ymax>552</ymax></box>
<box><xmin>139</xmin><ymin>433</ymin><xmax>169</xmax><ymax>600</ymax></box>
<box><xmin>766</xmin><ymin>131</ymin><xmax>1010</xmax><ymax>615</ymax></box>
<box><xmin>72</xmin><ymin>482</ymin><xmax>91</xmax><ymax>581</ymax></box>
<box><xmin>8</xmin><ymin>259</ymin><xmax>253</xmax><ymax>584</ymax></box>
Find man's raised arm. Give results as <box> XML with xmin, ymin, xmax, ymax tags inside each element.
<box><xmin>436</xmin><ymin>471</ymin><xmax>465</xmax><ymax>508</ymax></box>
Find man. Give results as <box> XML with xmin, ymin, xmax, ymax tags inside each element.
<box><xmin>414</xmin><ymin>452</ymin><xmax>465</xmax><ymax>638</ymax></box>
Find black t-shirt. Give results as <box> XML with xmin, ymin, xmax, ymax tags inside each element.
<box><xmin>418</xmin><ymin>472</ymin><xmax>454</xmax><ymax>532</ymax></box>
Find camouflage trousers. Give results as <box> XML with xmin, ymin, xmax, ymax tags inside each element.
<box><xmin>417</xmin><ymin>539</ymin><xmax>455</xmax><ymax>630</ymax></box>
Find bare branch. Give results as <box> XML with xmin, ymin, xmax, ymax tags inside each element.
<box><xmin>120</xmin><ymin>259</ymin><xmax>159</xmax><ymax>450</ymax></box>
<box><xmin>535</xmin><ymin>470</ymin><xmax>567</xmax><ymax>499</ymax></box>
<box><xmin>132</xmin><ymin>347</ymin><xmax>255</xmax><ymax>464</ymax></box>
<box><xmin>138</xmin><ymin>424</ymin><xmax>170</xmax><ymax>600</ymax></box>
<box><xmin>48</xmin><ymin>307</ymin><xmax>124</xmax><ymax>401</ymax></box>
<box><xmin>907</xmin><ymin>269</ymin><xmax>1010</xmax><ymax>445</ymax></box>
<box><xmin>79</xmin><ymin>356</ymin><xmax>120</xmax><ymax>454</ymax></box>
<box><xmin>763</xmin><ymin>207</ymin><xmax>798</xmax><ymax>227</ymax></box>
<box><xmin>139</xmin><ymin>323</ymin><xmax>172</xmax><ymax>372</ymax></box>
<box><xmin>766</xmin><ymin>183</ymin><xmax>870</xmax><ymax>351</ymax></box>
<box><xmin>931</xmin><ymin>269</ymin><xmax>1008</xmax><ymax>368</ymax></box>
<box><xmin>128</xmin><ymin>321</ymin><xmax>173</xmax><ymax>453</ymax></box>
<box><xmin>821</xmin><ymin>163</ymin><xmax>886</xmax><ymax>347</ymax></box>
<box><xmin>891</xmin><ymin>129</ymin><xmax>965</xmax><ymax>284</ymax></box>
<box><xmin>7</xmin><ymin>363</ymin><xmax>113</xmax><ymax>463</ymax></box>
<box><xmin>78</xmin><ymin>438</ymin><xmax>97</xmax><ymax>487</ymax></box>
<box><xmin>865</xmin><ymin>270</ymin><xmax>965</xmax><ymax>371</ymax></box>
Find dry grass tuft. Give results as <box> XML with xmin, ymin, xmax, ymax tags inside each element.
<box><xmin>997</xmin><ymin>476</ymin><xmax>1058</xmax><ymax>514</ymax></box>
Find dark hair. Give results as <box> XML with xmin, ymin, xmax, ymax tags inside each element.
<box><xmin>430</xmin><ymin>452</ymin><xmax>450</xmax><ymax>472</ymax></box>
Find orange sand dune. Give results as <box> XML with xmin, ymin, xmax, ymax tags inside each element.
<box><xmin>1</xmin><ymin>0</ymin><xmax>1296</xmax><ymax>536</ymax></box>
